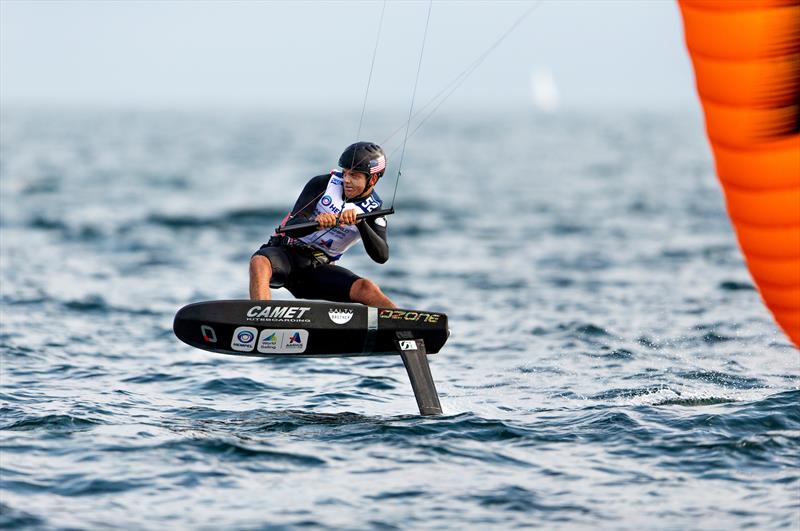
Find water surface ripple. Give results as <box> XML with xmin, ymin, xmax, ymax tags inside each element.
<box><xmin>1</xmin><ymin>109</ymin><xmax>798</xmax><ymax>529</ymax></box>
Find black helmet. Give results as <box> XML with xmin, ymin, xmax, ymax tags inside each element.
<box><xmin>339</xmin><ymin>142</ymin><xmax>386</xmax><ymax>179</ymax></box>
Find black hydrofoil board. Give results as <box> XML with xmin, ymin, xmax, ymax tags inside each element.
<box><xmin>174</xmin><ymin>300</ymin><xmax>447</xmax><ymax>358</ymax></box>
<box><xmin>173</xmin><ymin>300</ymin><xmax>448</xmax><ymax>415</ymax></box>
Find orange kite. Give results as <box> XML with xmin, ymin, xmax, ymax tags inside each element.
<box><xmin>679</xmin><ymin>0</ymin><xmax>800</xmax><ymax>347</ymax></box>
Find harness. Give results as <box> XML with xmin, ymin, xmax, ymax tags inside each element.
<box><xmin>267</xmin><ymin>235</ymin><xmax>331</xmax><ymax>267</ymax></box>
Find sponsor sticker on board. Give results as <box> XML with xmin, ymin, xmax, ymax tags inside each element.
<box><xmin>281</xmin><ymin>330</ymin><xmax>309</xmax><ymax>353</ymax></box>
<box><xmin>257</xmin><ymin>329</ymin><xmax>283</xmax><ymax>353</ymax></box>
<box><xmin>399</xmin><ymin>340</ymin><xmax>417</xmax><ymax>351</ymax></box>
<box><xmin>231</xmin><ymin>326</ymin><xmax>258</xmax><ymax>352</ymax></box>
<box><xmin>328</xmin><ymin>308</ymin><xmax>354</xmax><ymax>325</ymax></box>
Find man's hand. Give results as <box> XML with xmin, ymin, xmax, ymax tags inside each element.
<box><xmin>339</xmin><ymin>208</ymin><xmax>359</xmax><ymax>226</ymax></box>
<box><xmin>316</xmin><ymin>209</ymin><xmax>359</xmax><ymax>229</ymax></box>
<box><xmin>315</xmin><ymin>212</ymin><xmax>338</xmax><ymax>228</ymax></box>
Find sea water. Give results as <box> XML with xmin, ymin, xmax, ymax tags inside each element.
<box><xmin>1</xmin><ymin>108</ymin><xmax>798</xmax><ymax>529</ymax></box>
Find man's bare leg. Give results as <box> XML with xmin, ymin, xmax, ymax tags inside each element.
<box><xmin>249</xmin><ymin>256</ymin><xmax>273</xmax><ymax>300</ymax></box>
<box><xmin>349</xmin><ymin>278</ymin><xmax>396</xmax><ymax>308</ymax></box>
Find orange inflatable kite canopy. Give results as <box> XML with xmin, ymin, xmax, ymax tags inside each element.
<box><xmin>678</xmin><ymin>0</ymin><xmax>800</xmax><ymax>347</ymax></box>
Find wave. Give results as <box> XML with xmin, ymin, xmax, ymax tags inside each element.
<box><xmin>1</xmin><ymin>414</ymin><xmax>100</xmax><ymax>432</ymax></box>
<box><xmin>146</xmin><ymin>206</ymin><xmax>288</xmax><ymax>230</ymax></box>
<box><xmin>676</xmin><ymin>370</ymin><xmax>766</xmax><ymax>390</ymax></box>
<box><xmin>21</xmin><ymin>206</ymin><xmax>288</xmax><ymax>240</ymax></box>
<box><xmin>60</xmin><ymin>295</ymin><xmax>161</xmax><ymax>316</ymax></box>
<box><xmin>195</xmin><ymin>377</ymin><xmax>280</xmax><ymax>395</ymax></box>
<box><xmin>122</xmin><ymin>372</ymin><xmax>187</xmax><ymax>384</ymax></box>
<box><xmin>162</xmin><ymin>437</ymin><xmax>327</xmax><ymax>467</ymax></box>
<box><xmin>718</xmin><ymin>280</ymin><xmax>755</xmax><ymax>291</ymax></box>
<box><xmin>467</xmin><ymin>485</ymin><xmax>595</xmax><ymax>517</ymax></box>
<box><xmin>0</xmin><ymin>503</ymin><xmax>45</xmax><ymax>528</ymax></box>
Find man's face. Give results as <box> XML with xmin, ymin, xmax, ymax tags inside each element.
<box><xmin>343</xmin><ymin>168</ymin><xmax>371</xmax><ymax>199</ymax></box>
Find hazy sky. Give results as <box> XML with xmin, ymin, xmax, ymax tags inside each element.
<box><xmin>0</xmin><ymin>0</ymin><xmax>698</xmax><ymax>111</ymax></box>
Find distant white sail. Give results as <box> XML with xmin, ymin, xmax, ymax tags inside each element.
<box><xmin>530</xmin><ymin>68</ymin><xmax>559</xmax><ymax>112</ymax></box>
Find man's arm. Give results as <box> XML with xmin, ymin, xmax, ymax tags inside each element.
<box><xmin>286</xmin><ymin>175</ymin><xmax>329</xmax><ymax>223</ymax></box>
<box><xmin>357</xmin><ymin>216</ymin><xmax>389</xmax><ymax>264</ymax></box>
<box><xmin>277</xmin><ymin>175</ymin><xmax>330</xmax><ymax>238</ymax></box>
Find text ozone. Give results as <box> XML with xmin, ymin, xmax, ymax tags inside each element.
<box><xmin>379</xmin><ymin>309</ymin><xmax>440</xmax><ymax>324</ymax></box>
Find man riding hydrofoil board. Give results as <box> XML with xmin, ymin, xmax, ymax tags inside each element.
<box><xmin>249</xmin><ymin>142</ymin><xmax>396</xmax><ymax>308</ymax></box>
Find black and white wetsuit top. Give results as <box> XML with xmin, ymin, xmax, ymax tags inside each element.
<box><xmin>284</xmin><ymin>171</ymin><xmax>389</xmax><ymax>263</ymax></box>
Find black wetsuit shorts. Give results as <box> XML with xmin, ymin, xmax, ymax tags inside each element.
<box><xmin>253</xmin><ymin>242</ymin><xmax>361</xmax><ymax>303</ymax></box>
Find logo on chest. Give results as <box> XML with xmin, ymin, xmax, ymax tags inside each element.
<box><xmin>320</xmin><ymin>194</ymin><xmax>341</xmax><ymax>214</ymax></box>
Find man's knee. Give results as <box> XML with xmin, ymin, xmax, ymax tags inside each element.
<box><xmin>350</xmin><ymin>278</ymin><xmax>380</xmax><ymax>301</ymax></box>
<box><xmin>250</xmin><ymin>255</ymin><xmax>272</xmax><ymax>278</ymax></box>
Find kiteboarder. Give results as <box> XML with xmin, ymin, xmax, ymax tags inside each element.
<box><xmin>249</xmin><ymin>142</ymin><xmax>396</xmax><ymax>308</ymax></box>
